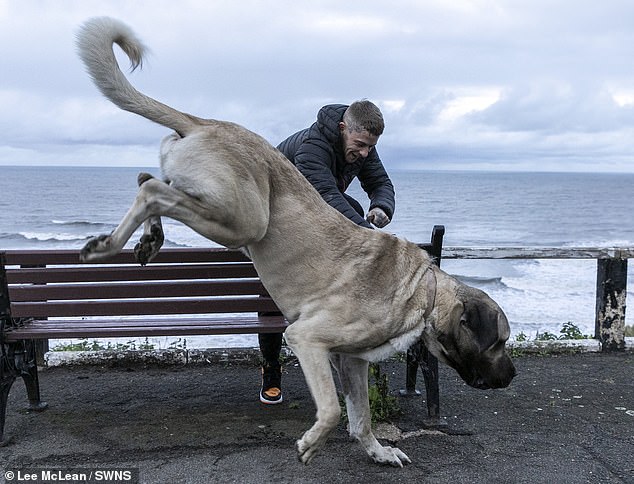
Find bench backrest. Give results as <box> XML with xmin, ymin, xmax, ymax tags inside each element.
<box><xmin>1</xmin><ymin>248</ymin><xmax>278</xmax><ymax>320</ymax></box>
<box><xmin>1</xmin><ymin>225</ymin><xmax>444</xmax><ymax>322</ymax></box>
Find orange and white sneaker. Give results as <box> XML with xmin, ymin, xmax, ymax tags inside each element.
<box><xmin>260</xmin><ymin>364</ymin><xmax>283</xmax><ymax>404</ymax></box>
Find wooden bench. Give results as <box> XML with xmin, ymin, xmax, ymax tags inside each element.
<box><xmin>0</xmin><ymin>225</ymin><xmax>445</xmax><ymax>443</ymax></box>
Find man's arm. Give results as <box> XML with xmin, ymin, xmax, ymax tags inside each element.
<box><xmin>357</xmin><ymin>151</ymin><xmax>395</xmax><ymax>224</ymax></box>
<box><xmin>294</xmin><ymin>140</ymin><xmax>373</xmax><ymax>228</ymax></box>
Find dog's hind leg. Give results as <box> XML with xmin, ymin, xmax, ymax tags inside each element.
<box><xmin>284</xmin><ymin>321</ymin><xmax>341</xmax><ymax>465</ymax></box>
<box><xmin>330</xmin><ymin>354</ymin><xmax>411</xmax><ymax>467</ymax></box>
<box><xmin>80</xmin><ymin>175</ymin><xmax>267</xmax><ymax>262</ymax></box>
<box><xmin>134</xmin><ymin>214</ymin><xmax>163</xmax><ymax>265</ymax></box>
<box><xmin>80</xmin><ymin>176</ymin><xmax>161</xmax><ymax>262</ymax></box>
<box><xmin>133</xmin><ymin>173</ymin><xmax>164</xmax><ymax>265</ymax></box>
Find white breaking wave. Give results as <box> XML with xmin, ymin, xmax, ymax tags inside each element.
<box><xmin>19</xmin><ymin>231</ymin><xmax>92</xmax><ymax>242</ymax></box>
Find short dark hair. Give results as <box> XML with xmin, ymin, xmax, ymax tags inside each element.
<box><xmin>343</xmin><ymin>100</ymin><xmax>384</xmax><ymax>136</ymax></box>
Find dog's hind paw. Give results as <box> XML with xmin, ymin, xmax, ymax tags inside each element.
<box><xmin>134</xmin><ymin>222</ymin><xmax>164</xmax><ymax>266</ymax></box>
<box><xmin>137</xmin><ymin>172</ymin><xmax>154</xmax><ymax>186</ymax></box>
<box><xmin>369</xmin><ymin>446</ymin><xmax>411</xmax><ymax>467</ymax></box>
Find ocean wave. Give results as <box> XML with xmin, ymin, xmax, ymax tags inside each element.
<box><xmin>19</xmin><ymin>231</ymin><xmax>93</xmax><ymax>242</ymax></box>
<box><xmin>455</xmin><ymin>274</ymin><xmax>509</xmax><ymax>289</ymax></box>
<box><xmin>1</xmin><ymin>231</ymin><xmax>195</xmax><ymax>250</ymax></box>
<box><xmin>562</xmin><ymin>238</ymin><xmax>634</xmax><ymax>248</ymax></box>
<box><xmin>161</xmin><ymin>221</ymin><xmax>222</xmax><ymax>248</ymax></box>
<box><xmin>51</xmin><ymin>220</ymin><xmax>115</xmax><ymax>230</ymax></box>
<box><xmin>162</xmin><ymin>238</ymin><xmax>192</xmax><ymax>248</ymax></box>
<box><xmin>0</xmin><ymin>232</ymin><xmax>92</xmax><ymax>249</ymax></box>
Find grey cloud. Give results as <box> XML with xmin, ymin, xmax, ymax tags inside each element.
<box><xmin>471</xmin><ymin>83</ymin><xmax>634</xmax><ymax>133</ymax></box>
<box><xmin>2</xmin><ymin>1</ymin><xmax>634</xmax><ymax>173</ymax></box>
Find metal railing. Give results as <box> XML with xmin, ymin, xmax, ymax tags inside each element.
<box><xmin>441</xmin><ymin>246</ymin><xmax>632</xmax><ymax>352</ymax></box>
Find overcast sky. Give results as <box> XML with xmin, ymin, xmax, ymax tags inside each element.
<box><xmin>2</xmin><ymin>0</ymin><xmax>634</xmax><ymax>172</ymax></box>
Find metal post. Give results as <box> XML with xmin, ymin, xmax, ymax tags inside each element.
<box><xmin>595</xmin><ymin>257</ymin><xmax>628</xmax><ymax>352</ymax></box>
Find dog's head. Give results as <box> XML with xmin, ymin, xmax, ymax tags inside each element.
<box><xmin>423</xmin><ymin>282</ymin><xmax>516</xmax><ymax>390</ymax></box>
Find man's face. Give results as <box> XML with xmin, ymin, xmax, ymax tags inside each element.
<box><xmin>339</xmin><ymin>123</ymin><xmax>379</xmax><ymax>164</ymax></box>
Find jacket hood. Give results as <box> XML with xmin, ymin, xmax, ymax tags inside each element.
<box><xmin>316</xmin><ymin>104</ymin><xmax>348</xmax><ymax>144</ymax></box>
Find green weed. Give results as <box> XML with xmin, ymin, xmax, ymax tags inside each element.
<box><xmin>52</xmin><ymin>338</ymin><xmax>156</xmax><ymax>352</ymax></box>
<box><xmin>340</xmin><ymin>362</ymin><xmax>401</xmax><ymax>424</ymax></box>
<box><xmin>515</xmin><ymin>322</ymin><xmax>592</xmax><ymax>342</ymax></box>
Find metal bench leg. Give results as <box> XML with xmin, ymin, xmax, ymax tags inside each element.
<box><xmin>15</xmin><ymin>340</ymin><xmax>48</xmax><ymax>412</ymax></box>
<box><xmin>1</xmin><ymin>373</ymin><xmax>16</xmax><ymax>446</ymax></box>
<box><xmin>1</xmin><ymin>340</ymin><xmax>48</xmax><ymax>445</ymax></box>
<box><xmin>400</xmin><ymin>340</ymin><xmax>447</xmax><ymax>429</ymax></box>
<box><xmin>1</xmin><ymin>260</ymin><xmax>48</xmax><ymax>444</ymax></box>
<box><xmin>400</xmin><ymin>344</ymin><xmax>422</xmax><ymax>396</ymax></box>
<box><xmin>0</xmin><ymin>340</ymin><xmax>48</xmax><ymax>446</ymax></box>
<box><xmin>418</xmin><ymin>344</ymin><xmax>446</xmax><ymax>429</ymax></box>
<box><xmin>1</xmin><ymin>343</ymin><xmax>18</xmax><ymax>446</ymax></box>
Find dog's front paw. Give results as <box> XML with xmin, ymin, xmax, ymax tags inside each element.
<box><xmin>80</xmin><ymin>234</ymin><xmax>112</xmax><ymax>262</ymax></box>
<box><xmin>134</xmin><ymin>223</ymin><xmax>164</xmax><ymax>266</ymax></box>
<box><xmin>296</xmin><ymin>437</ymin><xmax>322</xmax><ymax>465</ymax></box>
<box><xmin>370</xmin><ymin>445</ymin><xmax>411</xmax><ymax>468</ymax></box>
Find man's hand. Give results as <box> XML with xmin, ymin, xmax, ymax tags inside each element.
<box><xmin>366</xmin><ymin>207</ymin><xmax>390</xmax><ymax>228</ymax></box>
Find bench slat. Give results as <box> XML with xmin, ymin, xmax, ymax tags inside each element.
<box><xmin>11</xmin><ymin>297</ymin><xmax>280</xmax><ymax>318</ymax></box>
<box><xmin>5</xmin><ymin>263</ymin><xmax>258</xmax><ymax>284</ymax></box>
<box><xmin>2</xmin><ymin>248</ymin><xmax>249</xmax><ymax>265</ymax></box>
<box><xmin>4</xmin><ymin>316</ymin><xmax>287</xmax><ymax>340</ymax></box>
<box><xmin>9</xmin><ymin>279</ymin><xmax>266</xmax><ymax>302</ymax></box>
<box><xmin>8</xmin><ymin>318</ymin><xmax>284</xmax><ymax>329</ymax></box>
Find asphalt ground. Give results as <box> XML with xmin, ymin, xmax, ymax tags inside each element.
<box><xmin>1</xmin><ymin>351</ymin><xmax>633</xmax><ymax>484</ymax></box>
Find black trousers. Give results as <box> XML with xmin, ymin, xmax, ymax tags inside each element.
<box><xmin>258</xmin><ymin>193</ymin><xmax>365</xmax><ymax>367</ymax></box>
<box><xmin>259</xmin><ymin>333</ymin><xmax>283</xmax><ymax>367</ymax></box>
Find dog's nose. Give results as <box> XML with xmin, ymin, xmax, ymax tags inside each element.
<box><xmin>499</xmin><ymin>366</ymin><xmax>517</xmax><ymax>388</ymax></box>
<box><xmin>473</xmin><ymin>377</ymin><xmax>491</xmax><ymax>390</ymax></box>
<box><xmin>483</xmin><ymin>361</ymin><xmax>516</xmax><ymax>389</ymax></box>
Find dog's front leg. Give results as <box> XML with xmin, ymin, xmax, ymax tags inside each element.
<box><xmin>330</xmin><ymin>354</ymin><xmax>411</xmax><ymax>467</ymax></box>
<box><xmin>284</xmin><ymin>322</ymin><xmax>340</xmax><ymax>464</ymax></box>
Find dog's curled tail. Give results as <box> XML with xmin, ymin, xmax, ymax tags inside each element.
<box><xmin>76</xmin><ymin>17</ymin><xmax>197</xmax><ymax>137</ymax></box>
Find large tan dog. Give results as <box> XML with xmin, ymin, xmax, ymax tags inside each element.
<box><xmin>76</xmin><ymin>17</ymin><xmax>515</xmax><ymax>467</ymax></box>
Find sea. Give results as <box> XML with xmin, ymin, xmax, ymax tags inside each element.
<box><xmin>1</xmin><ymin>165</ymin><xmax>633</xmax><ymax>349</ymax></box>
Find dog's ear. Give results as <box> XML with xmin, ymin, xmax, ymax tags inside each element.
<box><xmin>460</xmin><ymin>299</ymin><xmax>500</xmax><ymax>351</ymax></box>
<box><xmin>435</xmin><ymin>300</ymin><xmax>464</xmax><ymax>351</ymax></box>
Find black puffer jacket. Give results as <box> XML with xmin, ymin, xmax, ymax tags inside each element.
<box><xmin>277</xmin><ymin>104</ymin><xmax>395</xmax><ymax>229</ymax></box>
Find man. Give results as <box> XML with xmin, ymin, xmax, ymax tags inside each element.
<box><xmin>258</xmin><ymin>100</ymin><xmax>396</xmax><ymax>404</ymax></box>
